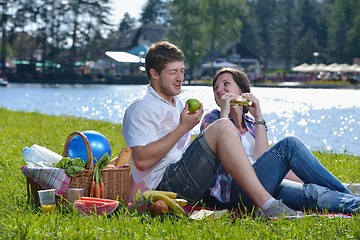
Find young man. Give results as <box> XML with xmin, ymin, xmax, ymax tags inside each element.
<box><xmin>121</xmin><ymin>41</ymin><xmax>301</xmax><ymax>218</ymax></box>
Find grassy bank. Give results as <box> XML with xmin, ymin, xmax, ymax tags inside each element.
<box><xmin>0</xmin><ymin>108</ymin><xmax>359</xmax><ymax>239</ymax></box>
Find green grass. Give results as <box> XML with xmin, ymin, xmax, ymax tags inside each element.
<box><xmin>1</xmin><ymin>108</ymin><xmax>359</xmax><ymax>239</ymax></box>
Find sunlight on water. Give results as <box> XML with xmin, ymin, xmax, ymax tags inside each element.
<box><xmin>0</xmin><ymin>84</ymin><xmax>359</xmax><ymax>156</ymax></box>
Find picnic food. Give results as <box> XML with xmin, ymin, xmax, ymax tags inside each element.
<box><xmin>115</xmin><ymin>147</ymin><xmax>132</xmax><ymax>167</ymax></box>
<box><xmin>142</xmin><ymin>190</ymin><xmax>187</xmax><ymax>217</ymax></box>
<box><xmin>94</xmin><ymin>183</ymin><xmax>101</xmax><ymax>198</ymax></box>
<box><xmin>230</xmin><ymin>95</ymin><xmax>250</xmax><ymax>106</ymax></box>
<box><xmin>173</xmin><ymin>198</ymin><xmax>188</xmax><ymax>206</ymax></box>
<box><xmin>91</xmin><ymin>153</ymin><xmax>111</xmax><ymax>198</ymax></box>
<box><xmin>100</xmin><ymin>182</ymin><xmax>105</xmax><ymax>198</ymax></box>
<box><xmin>186</xmin><ymin>99</ymin><xmax>201</xmax><ymax>113</ymax></box>
<box><xmin>149</xmin><ymin>200</ymin><xmax>168</xmax><ymax>216</ymax></box>
<box><xmin>54</xmin><ymin>157</ymin><xmax>86</xmax><ymax>177</ymax></box>
<box><xmin>142</xmin><ymin>190</ymin><xmax>177</xmax><ymax>199</ymax></box>
<box><xmin>74</xmin><ymin>197</ymin><xmax>119</xmax><ymax>216</ymax></box>
<box><xmin>89</xmin><ymin>180</ymin><xmax>96</xmax><ymax>196</ymax></box>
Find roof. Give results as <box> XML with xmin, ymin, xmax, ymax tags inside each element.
<box><xmin>224</xmin><ymin>41</ymin><xmax>260</xmax><ymax>60</ymax></box>
<box><xmin>128</xmin><ymin>45</ymin><xmax>149</xmax><ymax>56</ymax></box>
<box><xmin>117</xmin><ymin>24</ymin><xmax>167</xmax><ymax>51</ymax></box>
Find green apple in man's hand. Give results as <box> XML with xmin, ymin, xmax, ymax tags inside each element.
<box><xmin>186</xmin><ymin>99</ymin><xmax>201</xmax><ymax>113</ymax></box>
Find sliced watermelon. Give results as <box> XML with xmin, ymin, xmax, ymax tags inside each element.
<box><xmin>75</xmin><ymin>199</ymin><xmax>120</xmax><ymax>216</ymax></box>
<box><xmin>80</xmin><ymin>197</ymin><xmax>116</xmax><ymax>203</ymax></box>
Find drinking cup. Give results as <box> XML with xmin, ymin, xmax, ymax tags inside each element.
<box><xmin>68</xmin><ymin>188</ymin><xmax>85</xmax><ymax>203</ymax></box>
<box><xmin>38</xmin><ymin>189</ymin><xmax>56</xmax><ymax>213</ymax></box>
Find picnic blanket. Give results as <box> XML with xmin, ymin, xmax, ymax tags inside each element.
<box><xmin>127</xmin><ymin>201</ymin><xmax>353</xmax><ymax>220</ymax></box>
<box><xmin>21</xmin><ymin>165</ymin><xmax>71</xmax><ymax>196</ymax></box>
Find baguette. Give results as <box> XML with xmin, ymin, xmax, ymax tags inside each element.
<box><xmin>115</xmin><ymin>147</ymin><xmax>132</xmax><ymax>167</ymax></box>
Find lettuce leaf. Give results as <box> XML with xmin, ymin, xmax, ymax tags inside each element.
<box><xmin>55</xmin><ymin>157</ymin><xmax>86</xmax><ymax>177</ymax></box>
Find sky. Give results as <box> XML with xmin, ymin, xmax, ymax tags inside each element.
<box><xmin>109</xmin><ymin>0</ymin><xmax>148</xmax><ymax>25</ymax></box>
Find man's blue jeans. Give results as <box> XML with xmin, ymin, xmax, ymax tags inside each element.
<box><xmin>157</xmin><ymin>134</ymin><xmax>360</xmax><ymax>213</ymax></box>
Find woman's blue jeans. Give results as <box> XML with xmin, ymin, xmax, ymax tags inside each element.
<box><xmin>232</xmin><ymin>136</ymin><xmax>360</xmax><ymax>213</ymax></box>
<box><xmin>157</xmin><ymin>134</ymin><xmax>360</xmax><ymax>213</ymax></box>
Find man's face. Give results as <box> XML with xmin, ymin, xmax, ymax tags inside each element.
<box><xmin>151</xmin><ymin>61</ymin><xmax>185</xmax><ymax>102</ymax></box>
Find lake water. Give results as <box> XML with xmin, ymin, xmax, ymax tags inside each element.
<box><xmin>1</xmin><ymin>83</ymin><xmax>359</xmax><ymax>156</ymax></box>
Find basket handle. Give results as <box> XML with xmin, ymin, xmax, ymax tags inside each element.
<box><xmin>62</xmin><ymin>131</ymin><xmax>94</xmax><ymax>176</ymax></box>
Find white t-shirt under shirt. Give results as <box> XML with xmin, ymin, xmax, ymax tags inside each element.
<box><xmin>240</xmin><ymin>131</ymin><xmax>255</xmax><ymax>165</ymax></box>
<box><xmin>121</xmin><ymin>85</ymin><xmax>191</xmax><ymax>194</ymax></box>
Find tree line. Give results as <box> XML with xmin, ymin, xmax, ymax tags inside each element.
<box><xmin>0</xmin><ymin>0</ymin><xmax>113</xmax><ymax>80</ymax></box>
<box><xmin>137</xmin><ymin>0</ymin><xmax>360</xmax><ymax>74</ymax></box>
<box><xmin>1</xmin><ymin>0</ymin><xmax>360</xmax><ymax>80</ymax></box>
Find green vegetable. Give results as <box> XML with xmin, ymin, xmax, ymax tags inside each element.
<box><xmin>54</xmin><ymin>157</ymin><xmax>86</xmax><ymax>177</ymax></box>
<box><xmin>92</xmin><ymin>153</ymin><xmax>110</xmax><ymax>185</ymax></box>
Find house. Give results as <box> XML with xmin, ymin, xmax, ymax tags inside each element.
<box><xmin>114</xmin><ymin>25</ymin><xmax>262</xmax><ymax>80</ymax></box>
<box><xmin>116</xmin><ymin>24</ymin><xmax>167</xmax><ymax>53</ymax></box>
<box><xmin>200</xmin><ymin>41</ymin><xmax>262</xmax><ymax>80</ymax></box>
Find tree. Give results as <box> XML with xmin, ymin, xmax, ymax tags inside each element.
<box><xmin>238</xmin><ymin>1</ymin><xmax>262</xmax><ymax>59</ymax></box>
<box><xmin>272</xmin><ymin>0</ymin><xmax>296</xmax><ymax>70</ymax></box>
<box><xmin>291</xmin><ymin>0</ymin><xmax>322</xmax><ymax>64</ymax></box>
<box><xmin>168</xmin><ymin>0</ymin><xmax>245</xmax><ymax>77</ymax></box>
<box><xmin>119</xmin><ymin>13</ymin><xmax>135</xmax><ymax>36</ymax></box>
<box><xmin>327</xmin><ymin>0</ymin><xmax>359</xmax><ymax>63</ymax></box>
<box><xmin>0</xmin><ymin>0</ymin><xmax>21</xmax><ymax>73</ymax></box>
<box><xmin>63</xmin><ymin>0</ymin><xmax>112</xmax><ymax>73</ymax></box>
<box><xmin>347</xmin><ymin>0</ymin><xmax>360</xmax><ymax>60</ymax></box>
<box><xmin>166</xmin><ymin>0</ymin><xmax>207</xmax><ymax>78</ymax></box>
<box><xmin>140</xmin><ymin>0</ymin><xmax>170</xmax><ymax>25</ymax></box>
<box><xmin>203</xmin><ymin>0</ymin><xmax>245</xmax><ymax>58</ymax></box>
<box><xmin>250</xmin><ymin>0</ymin><xmax>277</xmax><ymax>67</ymax></box>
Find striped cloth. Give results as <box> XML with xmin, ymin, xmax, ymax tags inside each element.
<box><xmin>21</xmin><ymin>165</ymin><xmax>71</xmax><ymax>196</ymax></box>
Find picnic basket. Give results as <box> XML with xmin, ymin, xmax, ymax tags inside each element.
<box><xmin>26</xmin><ymin>131</ymin><xmax>131</xmax><ymax>204</ymax></box>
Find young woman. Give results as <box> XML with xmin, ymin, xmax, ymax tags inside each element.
<box><xmin>200</xmin><ymin>67</ymin><xmax>360</xmax><ymax>213</ymax></box>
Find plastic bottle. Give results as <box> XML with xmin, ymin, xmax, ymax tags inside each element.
<box><xmin>30</xmin><ymin>144</ymin><xmax>63</xmax><ymax>165</ymax></box>
<box><xmin>23</xmin><ymin>147</ymin><xmax>50</xmax><ymax>168</ymax></box>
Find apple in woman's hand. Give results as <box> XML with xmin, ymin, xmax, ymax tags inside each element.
<box><xmin>186</xmin><ymin>99</ymin><xmax>201</xmax><ymax>113</ymax></box>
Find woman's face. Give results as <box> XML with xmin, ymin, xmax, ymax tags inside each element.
<box><xmin>213</xmin><ymin>73</ymin><xmax>242</xmax><ymax>103</ymax></box>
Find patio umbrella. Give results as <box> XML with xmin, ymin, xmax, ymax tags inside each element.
<box><xmin>323</xmin><ymin>63</ymin><xmax>340</xmax><ymax>72</ymax></box>
<box><xmin>346</xmin><ymin>64</ymin><xmax>360</xmax><ymax>72</ymax></box>
<box><xmin>331</xmin><ymin>63</ymin><xmax>351</xmax><ymax>72</ymax></box>
<box><xmin>291</xmin><ymin>63</ymin><xmax>309</xmax><ymax>72</ymax></box>
<box><xmin>302</xmin><ymin>63</ymin><xmax>326</xmax><ymax>72</ymax></box>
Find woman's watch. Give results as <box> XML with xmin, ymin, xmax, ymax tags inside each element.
<box><xmin>255</xmin><ymin>119</ymin><xmax>266</xmax><ymax>126</ymax></box>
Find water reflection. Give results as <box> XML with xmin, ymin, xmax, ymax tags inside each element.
<box><xmin>0</xmin><ymin>84</ymin><xmax>359</xmax><ymax>156</ymax></box>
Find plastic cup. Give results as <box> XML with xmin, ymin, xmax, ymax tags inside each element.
<box><xmin>68</xmin><ymin>188</ymin><xmax>85</xmax><ymax>203</ymax></box>
<box><xmin>38</xmin><ymin>189</ymin><xmax>56</xmax><ymax>213</ymax></box>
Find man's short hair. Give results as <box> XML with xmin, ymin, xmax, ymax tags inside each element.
<box><xmin>145</xmin><ymin>41</ymin><xmax>185</xmax><ymax>80</ymax></box>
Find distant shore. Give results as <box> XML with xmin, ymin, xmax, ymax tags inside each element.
<box><xmin>6</xmin><ymin>76</ymin><xmax>360</xmax><ymax>89</ymax></box>
<box><xmin>186</xmin><ymin>80</ymin><xmax>360</xmax><ymax>89</ymax></box>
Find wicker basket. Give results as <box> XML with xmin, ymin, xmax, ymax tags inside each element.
<box><xmin>26</xmin><ymin>131</ymin><xmax>131</xmax><ymax>204</ymax></box>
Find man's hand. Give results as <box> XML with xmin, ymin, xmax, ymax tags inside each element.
<box><xmin>179</xmin><ymin>103</ymin><xmax>204</xmax><ymax>132</ymax></box>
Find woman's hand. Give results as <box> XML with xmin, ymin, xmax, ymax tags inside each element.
<box><xmin>219</xmin><ymin>92</ymin><xmax>237</xmax><ymax>118</ymax></box>
<box><xmin>241</xmin><ymin>93</ymin><xmax>263</xmax><ymax>120</ymax></box>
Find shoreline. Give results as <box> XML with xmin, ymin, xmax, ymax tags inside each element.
<box><xmin>4</xmin><ymin>80</ymin><xmax>360</xmax><ymax>90</ymax></box>
<box><xmin>185</xmin><ymin>80</ymin><xmax>360</xmax><ymax>89</ymax></box>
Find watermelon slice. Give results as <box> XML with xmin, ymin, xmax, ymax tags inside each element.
<box><xmin>74</xmin><ymin>198</ymin><xmax>120</xmax><ymax>216</ymax></box>
<box><xmin>80</xmin><ymin>197</ymin><xmax>116</xmax><ymax>203</ymax></box>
